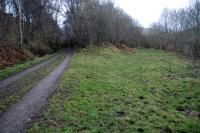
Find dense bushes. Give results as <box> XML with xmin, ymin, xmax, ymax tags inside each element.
<box><xmin>28</xmin><ymin>43</ymin><xmax>52</xmax><ymax>56</ymax></box>
<box><xmin>0</xmin><ymin>45</ymin><xmax>34</xmax><ymax>68</ymax></box>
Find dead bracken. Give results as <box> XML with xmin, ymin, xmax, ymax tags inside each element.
<box><xmin>0</xmin><ymin>44</ymin><xmax>25</xmax><ymax>68</ymax></box>
<box><xmin>116</xmin><ymin>44</ymin><xmax>136</xmax><ymax>53</ymax></box>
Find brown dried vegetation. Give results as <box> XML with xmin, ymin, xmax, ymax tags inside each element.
<box><xmin>116</xmin><ymin>44</ymin><xmax>136</xmax><ymax>53</ymax></box>
<box><xmin>0</xmin><ymin>44</ymin><xmax>34</xmax><ymax>68</ymax></box>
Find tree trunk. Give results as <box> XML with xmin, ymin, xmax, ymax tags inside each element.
<box><xmin>0</xmin><ymin>0</ymin><xmax>5</xmax><ymax>42</ymax></box>
<box><xmin>16</xmin><ymin>0</ymin><xmax>23</xmax><ymax>48</ymax></box>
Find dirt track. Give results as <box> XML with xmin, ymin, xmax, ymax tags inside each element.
<box><xmin>0</xmin><ymin>49</ymin><xmax>73</xmax><ymax>133</ymax></box>
<box><xmin>0</xmin><ymin>52</ymin><xmax>61</xmax><ymax>88</ymax></box>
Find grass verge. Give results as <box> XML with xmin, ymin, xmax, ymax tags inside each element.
<box><xmin>29</xmin><ymin>46</ymin><xmax>200</xmax><ymax>133</ymax></box>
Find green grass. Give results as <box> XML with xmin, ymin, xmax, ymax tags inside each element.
<box><xmin>0</xmin><ymin>53</ymin><xmax>67</xmax><ymax>113</ymax></box>
<box><xmin>0</xmin><ymin>54</ymin><xmax>52</xmax><ymax>80</ymax></box>
<box><xmin>29</xmin><ymin>46</ymin><xmax>200</xmax><ymax>133</ymax></box>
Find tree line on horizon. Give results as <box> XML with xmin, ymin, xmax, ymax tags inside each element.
<box><xmin>0</xmin><ymin>0</ymin><xmax>143</xmax><ymax>54</ymax></box>
<box><xmin>0</xmin><ymin>0</ymin><xmax>199</xmax><ymax>59</ymax></box>
<box><xmin>146</xmin><ymin>0</ymin><xmax>200</xmax><ymax>60</ymax></box>
<box><xmin>63</xmin><ymin>0</ymin><xmax>144</xmax><ymax>47</ymax></box>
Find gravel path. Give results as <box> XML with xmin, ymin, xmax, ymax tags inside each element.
<box><xmin>0</xmin><ymin>52</ymin><xmax>66</xmax><ymax>113</ymax></box>
<box><xmin>0</xmin><ymin>49</ymin><xmax>73</xmax><ymax>133</ymax></box>
<box><xmin>0</xmin><ymin>52</ymin><xmax>61</xmax><ymax>88</ymax></box>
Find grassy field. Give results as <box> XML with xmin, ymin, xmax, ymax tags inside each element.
<box><xmin>0</xmin><ymin>54</ymin><xmax>52</xmax><ymax>80</ymax></box>
<box><xmin>29</xmin><ymin>46</ymin><xmax>200</xmax><ymax>133</ymax></box>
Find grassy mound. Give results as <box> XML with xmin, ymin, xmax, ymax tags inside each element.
<box><xmin>29</xmin><ymin>45</ymin><xmax>200</xmax><ymax>133</ymax></box>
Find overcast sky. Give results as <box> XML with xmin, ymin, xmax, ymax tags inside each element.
<box><xmin>114</xmin><ymin>0</ymin><xmax>190</xmax><ymax>28</ymax></box>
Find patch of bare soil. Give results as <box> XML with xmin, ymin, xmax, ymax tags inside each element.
<box><xmin>116</xmin><ymin>44</ymin><xmax>136</xmax><ymax>53</ymax></box>
<box><xmin>176</xmin><ymin>105</ymin><xmax>200</xmax><ymax>121</ymax></box>
<box><xmin>184</xmin><ymin>110</ymin><xmax>200</xmax><ymax>120</ymax></box>
<box><xmin>182</xmin><ymin>109</ymin><xmax>200</xmax><ymax>120</ymax></box>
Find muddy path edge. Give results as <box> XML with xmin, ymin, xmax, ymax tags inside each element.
<box><xmin>0</xmin><ymin>49</ymin><xmax>73</xmax><ymax>133</ymax></box>
<box><xmin>0</xmin><ymin>50</ymin><xmax>64</xmax><ymax>88</ymax></box>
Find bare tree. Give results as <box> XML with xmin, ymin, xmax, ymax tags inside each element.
<box><xmin>15</xmin><ymin>0</ymin><xmax>23</xmax><ymax>48</ymax></box>
<box><xmin>146</xmin><ymin>0</ymin><xmax>200</xmax><ymax>59</ymax></box>
<box><xmin>62</xmin><ymin>0</ymin><xmax>143</xmax><ymax>47</ymax></box>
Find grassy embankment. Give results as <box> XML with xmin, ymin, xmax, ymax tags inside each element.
<box><xmin>29</xmin><ymin>46</ymin><xmax>200</xmax><ymax>133</ymax></box>
<box><xmin>0</xmin><ymin>52</ymin><xmax>67</xmax><ymax>113</ymax></box>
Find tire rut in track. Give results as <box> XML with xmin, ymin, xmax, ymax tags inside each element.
<box><xmin>0</xmin><ymin>49</ymin><xmax>73</xmax><ymax>133</ymax></box>
<box><xmin>0</xmin><ymin>51</ymin><xmax>67</xmax><ymax>113</ymax></box>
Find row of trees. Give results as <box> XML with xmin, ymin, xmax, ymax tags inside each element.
<box><xmin>0</xmin><ymin>0</ymin><xmax>144</xmax><ymax>52</ymax></box>
<box><xmin>0</xmin><ymin>0</ymin><xmax>63</xmax><ymax>54</ymax></box>
<box><xmin>2</xmin><ymin>0</ymin><xmax>198</xmax><ymax>59</ymax></box>
<box><xmin>63</xmin><ymin>0</ymin><xmax>144</xmax><ymax>47</ymax></box>
<box><xmin>146</xmin><ymin>0</ymin><xmax>200</xmax><ymax>59</ymax></box>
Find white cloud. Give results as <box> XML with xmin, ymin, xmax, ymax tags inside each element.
<box><xmin>114</xmin><ymin>0</ymin><xmax>189</xmax><ymax>28</ymax></box>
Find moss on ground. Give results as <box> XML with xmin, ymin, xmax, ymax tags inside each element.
<box><xmin>29</xmin><ymin>46</ymin><xmax>200</xmax><ymax>133</ymax></box>
<box><xmin>0</xmin><ymin>52</ymin><xmax>67</xmax><ymax>113</ymax></box>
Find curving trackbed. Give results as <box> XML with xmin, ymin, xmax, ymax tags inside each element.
<box><xmin>0</xmin><ymin>49</ymin><xmax>73</xmax><ymax>133</ymax></box>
